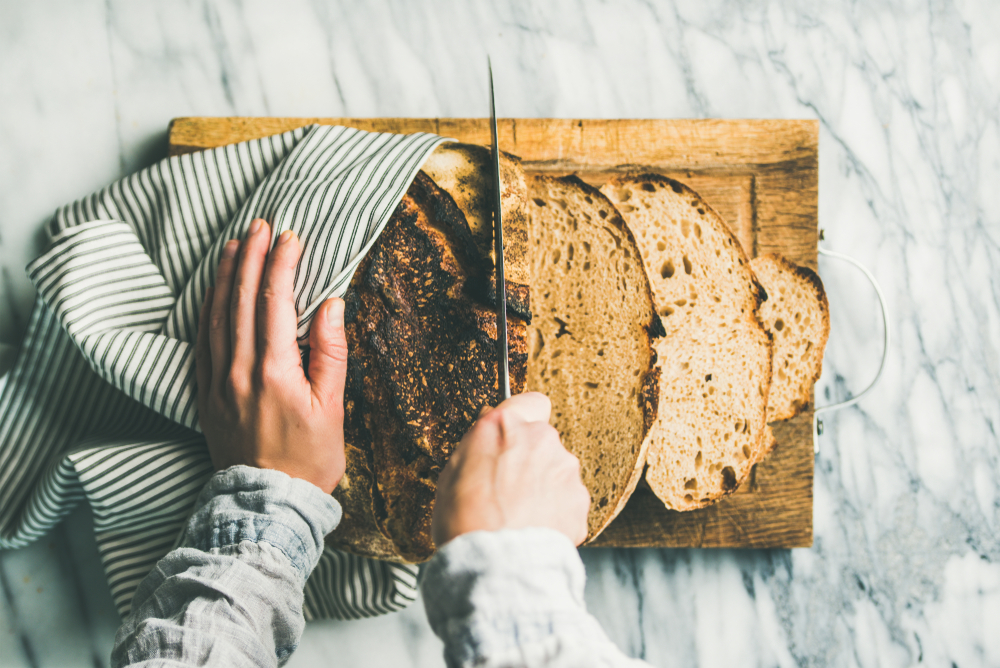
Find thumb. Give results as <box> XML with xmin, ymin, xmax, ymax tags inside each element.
<box><xmin>309</xmin><ymin>298</ymin><xmax>348</xmax><ymax>409</ymax></box>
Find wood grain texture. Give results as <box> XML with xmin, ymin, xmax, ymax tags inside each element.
<box><xmin>168</xmin><ymin>117</ymin><xmax>817</xmax><ymax>549</ymax></box>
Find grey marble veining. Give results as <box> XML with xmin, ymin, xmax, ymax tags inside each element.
<box><xmin>1</xmin><ymin>1</ymin><xmax>998</xmax><ymax>666</ymax></box>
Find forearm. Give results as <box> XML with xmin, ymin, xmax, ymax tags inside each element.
<box><xmin>422</xmin><ymin>528</ymin><xmax>650</xmax><ymax>668</ymax></box>
<box><xmin>112</xmin><ymin>466</ymin><xmax>341</xmax><ymax>667</ymax></box>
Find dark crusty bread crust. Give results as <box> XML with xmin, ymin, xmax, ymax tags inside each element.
<box><xmin>327</xmin><ymin>167</ymin><xmax>528</xmax><ymax>564</ymax></box>
<box><xmin>422</xmin><ymin>144</ymin><xmax>531</xmax><ymax>323</ymax></box>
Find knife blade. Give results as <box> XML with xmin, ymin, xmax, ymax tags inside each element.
<box><xmin>488</xmin><ymin>58</ymin><xmax>511</xmax><ymax>402</ymax></box>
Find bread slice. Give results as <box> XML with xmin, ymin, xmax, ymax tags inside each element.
<box><xmin>751</xmin><ymin>253</ymin><xmax>830</xmax><ymax>421</ymax></box>
<box><xmin>763</xmin><ymin>424</ymin><xmax>777</xmax><ymax>455</ymax></box>
<box><xmin>601</xmin><ymin>174</ymin><xmax>772</xmax><ymax>511</ymax></box>
<box><xmin>328</xmin><ymin>168</ymin><xmax>529</xmax><ymax>563</ymax></box>
<box><xmin>526</xmin><ymin>175</ymin><xmax>661</xmax><ymax>540</ymax></box>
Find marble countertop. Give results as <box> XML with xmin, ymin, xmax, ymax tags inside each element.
<box><xmin>1</xmin><ymin>1</ymin><xmax>998</xmax><ymax>666</ymax></box>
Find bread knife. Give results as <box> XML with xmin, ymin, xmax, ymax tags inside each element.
<box><xmin>488</xmin><ymin>59</ymin><xmax>511</xmax><ymax>402</ymax></box>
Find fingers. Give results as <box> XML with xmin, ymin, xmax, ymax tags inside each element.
<box><xmin>210</xmin><ymin>241</ymin><xmax>239</xmax><ymax>387</ymax></box>
<box><xmin>196</xmin><ymin>287</ymin><xmax>214</xmax><ymax>414</ymax></box>
<box><xmin>257</xmin><ymin>230</ymin><xmax>302</xmax><ymax>367</ymax></box>
<box><xmin>308</xmin><ymin>298</ymin><xmax>349</xmax><ymax>410</ymax></box>
<box><xmin>495</xmin><ymin>392</ymin><xmax>552</xmax><ymax>424</ymax></box>
<box><xmin>572</xmin><ymin>485</ymin><xmax>591</xmax><ymax>545</ymax></box>
<box><xmin>229</xmin><ymin>220</ymin><xmax>271</xmax><ymax>380</ymax></box>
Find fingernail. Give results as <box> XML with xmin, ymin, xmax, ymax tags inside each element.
<box><xmin>222</xmin><ymin>240</ymin><xmax>239</xmax><ymax>259</ymax></box>
<box><xmin>278</xmin><ymin>230</ymin><xmax>295</xmax><ymax>245</ymax></box>
<box><xmin>250</xmin><ymin>219</ymin><xmax>263</xmax><ymax>234</ymax></box>
<box><xmin>328</xmin><ymin>298</ymin><xmax>344</xmax><ymax>328</ymax></box>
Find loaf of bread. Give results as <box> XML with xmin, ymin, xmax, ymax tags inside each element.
<box><xmin>751</xmin><ymin>253</ymin><xmax>830</xmax><ymax>421</ymax></box>
<box><xmin>328</xmin><ymin>150</ymin><xmax>824</xmax><ymax>558</ymax></box>
<box><xmin>526</xmin><ymin>175</ymin><xmax>661</xmax><ymax>540</ymax></box>
<box><xmin>601</xmin><ymin>174</ymin><xmax>773</xmax><ymax>511</ymax></box>
<box><xmin>327</xmin><ymin>145</ymin><xmax>530</xmax><ymax>563</ymax></box>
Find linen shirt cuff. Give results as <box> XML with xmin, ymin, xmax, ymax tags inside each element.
<box><xmin>182</xmin><ymin>465</ymin><xmax>342</xmax><ymax>582</ymax></box>
<box><xmin>422</xmin><ymin>527</ymin><xmax>601</xmax><ymax>664</ymax></box>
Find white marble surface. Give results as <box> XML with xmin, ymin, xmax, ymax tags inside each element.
<box><xmin>1</xmin><ymin>0</ymin><xmax>998</xmax><ymax>666</ymax></box>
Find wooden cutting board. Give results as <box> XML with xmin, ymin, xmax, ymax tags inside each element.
<box><xmin>168</xmin><ymin>117</ymin><xmax>817</xmax><ymax>549</ymax></box>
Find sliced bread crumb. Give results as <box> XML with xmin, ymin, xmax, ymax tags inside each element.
<box><xmin>751</xmin><ymin>253</ymin><xmax>831</xmax><ymax>421</ymax></box>
<box><xmin>527</xmin><ymin>175</ymin><xmax>660</xmax><ymax>539</ymax></box>
<box><xmin>601</xmin><ymin>174</ymin><xmax>772</xmax><ymax>511</ymax></box>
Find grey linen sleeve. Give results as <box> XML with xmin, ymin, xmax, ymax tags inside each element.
<box><xmin>421</xmin><ymin>528</ymin><xmax>651</xmax><ymax>668</ymax></box>
<box><xmin>111</xmin><ymin>465</ymin><xmax>342</xmax><ymax>668</ymax></box>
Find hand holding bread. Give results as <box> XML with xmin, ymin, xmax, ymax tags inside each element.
<box><xmin>195</xmin><ymin>219</ymin><xmax>349</xmax><ymax>495</ymax></box>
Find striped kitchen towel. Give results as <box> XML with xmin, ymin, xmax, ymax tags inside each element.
<box><xmin>0</xmin><ymin>124</ymin><xmax>448</xmax><ymax>619</ymax></box>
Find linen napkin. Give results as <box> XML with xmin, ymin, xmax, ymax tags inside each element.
<box><xmin>0</xmin><ymin>124</ymin><xmax>447</xmax><ymax>618</ymax></box>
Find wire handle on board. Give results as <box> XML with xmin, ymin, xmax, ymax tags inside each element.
<box><xmin>813</xmin><ymin>236</ymin><xmax>891</xmax><ymax>454</ymax></box>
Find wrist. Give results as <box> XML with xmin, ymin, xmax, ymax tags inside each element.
<box><xmin>423</xmin><ymin>527</ymin><xmax>586</xmax><ymax>621</ymax></box>
<box><xmin>184</xmin><ymin>465</ymin><xmax>342</xmax><ymax>581</ymax></box>
<box><xmin>422</xmin><ymin>528</ymin><xmax>604</xmax><ymax>666</ymax></box>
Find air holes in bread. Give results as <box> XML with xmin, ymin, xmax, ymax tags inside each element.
<box><xmin>641</xmin><ymin>182</ymin><xmax>656</xmax><ymax>192</ymax></box>
<box><xmin>531</xmin><ymin>329</ymin><xmax>544</xmax><ymax>359</ymax></box>
<box><xmin>661</xmin><ymin>260</ymin><xmax>675</xmax><ymax>279</ymax></box>
<box><xmin>533</xmin><ymin>198</ymin><xmax>546</xmax><ymax>206</ymax></box>
<box><xmin>774</xmin><ymin>318</ymin><xmax>784</xmax><ymax>331</ymax></box>
<box><xmin>683</xmin><ymin>255</ymin><xmax>692</xmax><ymax>275</ymax></box>
<box><xmin>554</xmin><ymin>317</ymin><xmax>571</xmax><ymax>338</ymax></box>
<box><xmin>721</xmin><ymin>466</ymin><xmax>737</xmax><ymax>491</ymax></box>
<box><xmin>684</xmin><ymin>478</ymin><xmax>698</xmax><ymax>490</ymax></box>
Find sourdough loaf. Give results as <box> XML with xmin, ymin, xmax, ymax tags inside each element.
<box><xmin>526</xmin><ymin>175</ymin><xmax>661</xmax><ymax>540</ymax></box>
<box><xmin>751</xmin><ymin>253</ymin><xmax>830</xmax><ymax>421</ymax></box>
<box><xmin>601</xmin><ymin>174</ymin><xmax>772</xmax><ymax>511</ymax></box>
<box><xmin>327</xmin><ymin>157</ymin><xmax>529</xmax><ymax>563</ymax></box>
